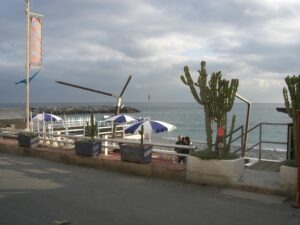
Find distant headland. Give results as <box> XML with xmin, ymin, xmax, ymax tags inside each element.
<box><xmin>30</xmin><ymin>105</ymin><xmax>140</xmax><ymax>115</ymax></box>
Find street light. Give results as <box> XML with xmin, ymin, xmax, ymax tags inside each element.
<box><xmin>235</xmin><ymin>93</ymin><xmax>251</xmax><ymax>157</ymax></box>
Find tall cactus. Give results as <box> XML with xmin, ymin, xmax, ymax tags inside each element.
<box><xmin>283</xmin><ymin>75</ymin><xmax>300</xmax><ymax>160</ymax></box>
<box><xmin>180</xmin><ymin>61</ymin><xmax>213</xmax><ymax>151</ymax></box>
<box><xmin>208</xmin><ymin>72</ymin><xmax>239</xmax><ymax>155</ymax></box>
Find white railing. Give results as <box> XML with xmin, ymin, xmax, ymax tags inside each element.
<box><xmin>0</xmin><ymin>128</ymin><xmax>195</xmax><ymax>159</ymax></box>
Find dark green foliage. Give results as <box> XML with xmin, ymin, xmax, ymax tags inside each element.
<box><xmin>21</xmin><ymin>132</ymin><xmax>38</xmax><ymax>138</ymax></box>
<box><xmin>282</xmin><ymin>160</ymin><xmax>298</xmax><ymax>168</ymax></box>
<box><xmin>191</xmin><ymin>150</ymin><xmax>239</xmax><ymax>160</ymax></box>
<box><xmin>208</xmin><ymin>72</ymin><xmax>239</xmax><ymax>156</ymax></box>
<box><xmin>283</xmin><ymin>75</ymin><xmax>300</xmax><ymax>160</ymax></box>
<box><xmin>180</xmin><ymin>61</ymin><xmax>239</xmax><ymax>158</ymax></box>
<box><xmin>85</xmin><ymin>112</ymin><xmax>96</xmax><ymax>142</ymax></box>
<box><xmin>180</xmin><ymin>62</ymin><xmax>213</xmax><ymax>151</ymax></box>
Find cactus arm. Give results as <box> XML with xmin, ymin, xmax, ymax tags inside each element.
<box><xmin>180</xmin><ymin>61</ymin><xmax>213</xmax><ymax>151</ymax></box>
<box><xmin>180</xmin><ymin>66</ymin><xmax>202</xmax><ymax>104</ymax></box>
<box><xmin>283</xmin><ymin>75</ymin><xmax>300</xmax><ymax>160</ymax></box>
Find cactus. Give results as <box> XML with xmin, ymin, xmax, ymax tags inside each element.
<box><xmin>139</xmin><ymin>125</ymin><xmax>144</xmax><ymax>146</ymax></box>
<box><xmin>180</xmin><ymin>61</ymin><xmax>239</xmax><ymax>156</ymax></box>
<box><xmin>180</xmin><ymin>61</ymin><xmax>213</xmax><ymax>151</ymax></box>
<box><xmin>208</xmin><ymin>72</ymin><xmax>239</xmax><ymax>154</ymax></box>
<box><xmin>283</xmin><ymin>75</ymin><xmax>300</xmax><ymax>160</ymax></box>
<box><xmin>86</xmin><ymin>112</ymin><xmax>96</xmax><ymax>142</ymax></box>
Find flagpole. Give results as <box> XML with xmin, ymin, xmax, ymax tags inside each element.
<box><xmin>25</xmin><ymin>0</ymin><xmax>30</xmax><ymax>130</ymax></box>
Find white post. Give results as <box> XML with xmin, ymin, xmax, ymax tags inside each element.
<box><xmin>30</xmin><ymin>111</ymin><xmax>33</xmax><ymax>131</ymax></box>
<box><xmin>104</xmin><ymin>135</ymin><xmax>108</xmax><ymax>156</ymax></box>
<box><xmin>25</xmin><ymin>0</ymin><xmax>30</xmax><ymax>130</ymax></box>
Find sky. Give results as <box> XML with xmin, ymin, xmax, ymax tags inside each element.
<box><xmin>0</xmin><ymin>0</ymin><xmax>300</xmax><ymax>104</ymax></box>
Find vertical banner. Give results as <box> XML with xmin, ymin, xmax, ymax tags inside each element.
<box><xmin>30</xmin><ymin>15</ymin><xmax>42</xmax><ymax>66</ymax></box>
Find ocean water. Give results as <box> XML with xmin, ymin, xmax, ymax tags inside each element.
<box><xmin>126</xmin><ymin>102</ymin><xmax>291</xmax><ymax>151</ymax></box>
<box><xmin>0</xmin><ymin>102</ymin><xmax>291</xmax><ymax>150</ymax></box>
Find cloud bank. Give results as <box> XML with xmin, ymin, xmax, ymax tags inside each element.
<box><xmin>1</xmin><ymin>0</ymin><xmax>300</xmax><ymax>104</ymax></box>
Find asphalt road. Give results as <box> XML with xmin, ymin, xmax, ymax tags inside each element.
<box><xmin>0</xmin><ymin>152</ymin><xmax>299</xmax><ymax>225</ymax></box>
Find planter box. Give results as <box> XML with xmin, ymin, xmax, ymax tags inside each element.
<box><xmin>18</xmin><ymin>133</ymin><xmax>39</xmax><ymax>148</ymax></box>
<box><xmin>75</xmin><ymin>140</ymin><xmax>101</xmax><ymax>157</ymax></box>
<box><xmin>186</xmin><ymin>155</ymin><xmax>245</xmax><ymax>186</ymax></box>
<box><xmin>280</xmin><ymin>165</ymin><xmax>297</xmax><ymax>196</ymax></box>
<box><xmin>120</xmin><ymin>144</ymin><xmax>153</xmax><ymax>163</ymax></box>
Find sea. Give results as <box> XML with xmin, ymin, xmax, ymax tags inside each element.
<box><xmin>0</xmin><ymin>102</ymin><xmax>291</xmax><ymax>152</ymax></box>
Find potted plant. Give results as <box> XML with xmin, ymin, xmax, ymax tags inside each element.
<box><xmin>181</xmin><ymin>61</ymin><xmax>244</xmax><ymax>186</ymax></box>
<box><xmin>75</xmin><ymin>112</ymin><xmax>101</xmax><ymax>156</ymax></box>
<box><xmin>120</xmin><ymin>125</ymin><xmax>153</xmax><ymax>163</ymax></box>
<box><xmin>18</xmin><ymin>131</ymin><xmax>39</xmax><ymax>148</ymax></box>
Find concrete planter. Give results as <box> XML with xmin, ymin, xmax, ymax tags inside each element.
<box><xmin>120</xmin><ymin>144</ymin><xmax>153</xmax><ymax>163</ymax></box>
<box><xmin>17</xmin><ymin>133</ymin><xmax>39</xmax><ymax>148</ymax></box>
<box><xmin>186</xmin><ymin>155</ymin><xmax>245</xmax><ymax>186</ymax></box>
<box><xmin>75</xmin><ymin>140</ymin><xmax>101</xmax><ymax>157</ymax></box>
<box><xmin>280</xmin><ymin>165</ymin><xmax>297</xmax><ymax>196</ymax></box>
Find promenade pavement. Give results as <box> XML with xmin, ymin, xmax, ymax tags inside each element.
<box><xmin>0</xmin><ymin>152</ymin><xmax>299</xmax><ymax>225</ymax></box>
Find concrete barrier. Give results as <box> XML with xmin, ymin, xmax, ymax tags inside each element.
<box><xmin>280</xmin><ymin>165</ymin><xmax>297</xmax><ymax>196</ymax></box>
<box><xmin>186</xmin><ymin>155</ymin><xmax>245</xmax><ymax>186</ymax></box>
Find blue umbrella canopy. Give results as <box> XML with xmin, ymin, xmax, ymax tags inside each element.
<box><xmin>125</xmin><ymin>119</ymin><xmax>176</xmax><ymax>134</ymax></box>
<box><xmin>104</xmin><ymin>114</ymin><xmax>139</xmax><ymax>124</ymax></box>
<box><xmin>32</xmin><ymin>113</ymin><xmax>62</xmax><ymax>122</ymax></box>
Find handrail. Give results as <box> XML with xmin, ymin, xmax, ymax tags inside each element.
<box><xmin>243</xmin><ymin>122</ymin><xmax>289</xmax><ymax>161</ymax></box>
<box><xmin>8</xmin><ymin>121</ymin><xmax>291</xmax><ymax>161</ymax></box>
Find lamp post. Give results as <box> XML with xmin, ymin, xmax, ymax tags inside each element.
<box><xmin>25</xmin><ymin>0</ymin><xmax>30</xmax><ymax>130</ymax></box>
<box><xmin>235</xmin><ymin>93</ymin><xmax>251</xmax><ymax>157</ymax></box>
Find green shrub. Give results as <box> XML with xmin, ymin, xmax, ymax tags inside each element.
<box><xmin>282</xmin><ymin>160</ymin><xmax>298</xmax><ymax>168</ymax></box>
<box><xmin>191</xmin><ymin>150</ymin><xmax>239</xmax><ymax>160</ymax></box>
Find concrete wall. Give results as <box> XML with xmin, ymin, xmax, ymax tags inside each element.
<box><xmin>186</xmin><ymin>156</ymin><xmax>245</xmax><ymax>186</ymax></box>
<box><xmin>280</xmin><ymin>165</ymin><xmax>297</xmax><ymax>196</ymax></box>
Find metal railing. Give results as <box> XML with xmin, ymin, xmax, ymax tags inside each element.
<box><xmin>195</xmin><ymin>122</ymin><xmax>289</xmax><ymax>161</ymax></box>
<box><xmin>2</xmin><ymin>121</ymin><xmax>290</xmax><ymax>161</ymax></box>
<box><xmin>244</xmin><ymin>122</ymin><xmax>288</xmax><ymax>161</ymax></box>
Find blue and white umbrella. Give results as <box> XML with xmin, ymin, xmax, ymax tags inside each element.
<box><xmin>104</xmin><ymin>114</ymin><xmax>139</xmax><ymax>124</ymax></box>
<box><xmin>125</xmin><ymin>119</ymin><xmax>176</xmax><ymax>134</ymax></box>
<box><xmin>32</xmin><ymin>113</ymin><xmax>62</xmax><ymax>122</ymax></box>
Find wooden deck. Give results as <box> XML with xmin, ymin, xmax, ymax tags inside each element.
<box><xmin>248</xmin><ymin>160</ymin><xmax>281</xmax><ymax>172</ymax></box>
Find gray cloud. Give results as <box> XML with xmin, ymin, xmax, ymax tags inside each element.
<box><xmin>1</xmin><ymin>0</ymin><xmax>300</xmax><ymax>104</ymax></box>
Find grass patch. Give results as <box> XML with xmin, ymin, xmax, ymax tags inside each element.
<box><xmin>191</xmin><ymin>150</ymin><xmax>239</xmax><ymax>160</ymax></box>
<box><xmin>282</xmin><ymin>160</ymin><xmax>298</xmax><ymax>168</ymax></box>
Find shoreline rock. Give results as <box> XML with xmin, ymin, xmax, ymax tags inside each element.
<box><xmin>30</xmin><ymin>105</ymin><xmax>140</xmax><ymax>115</ymax></box>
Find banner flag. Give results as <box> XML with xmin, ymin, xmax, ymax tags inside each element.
<box><xmin>30</xmin><ymin>15</ymin><xmax>42</xmax><ymax>66</ymax></box>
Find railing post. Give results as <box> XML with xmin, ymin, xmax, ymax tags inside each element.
<box><xmin>83</xmin><ymin>124</ymin><xmax>86</xmax><ymax>137</ymax></box>
<box><xmin>259</xmin><ymin>123</ymin><xmax>262</xmax><ymax>161</ymax></box>
<box><xmin>66</xmin><ymin>126</ymin><xmax>69</xmax><ymax>146</ymax></box>
<box><xmin>241</xmin><ymin>126</ymin><xmax>244</xmax><ymax>156</ymax></box>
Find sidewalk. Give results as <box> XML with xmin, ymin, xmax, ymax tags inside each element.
<box><xmin>0</xmin><ymin>138</ymin><xmax>294</xmax><ymax>197</ymax></box>
<box><xmin>0</xmin><ymin>152</ymin><xmax>299</xmax><ymax>225</ymax></box>
<box><xmin>0</xmin><ymin>138</ymin><xmax>186</xmax><ymax>181</ymax></box>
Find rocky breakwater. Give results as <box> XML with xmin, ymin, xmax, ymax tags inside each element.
<box><xmin>31</xmin><ymin>105</ymin><xmax>140</xmax><ymax>115</ymax></box>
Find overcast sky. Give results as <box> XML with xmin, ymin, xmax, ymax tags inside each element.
<box><xmin>1</xmin><ymin>0</ymin><xmax>300</xmax><ymax>104</ymax></box>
